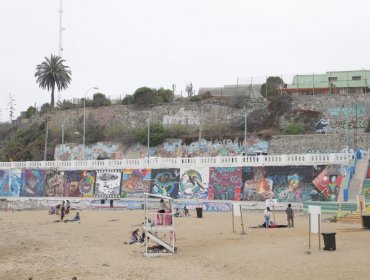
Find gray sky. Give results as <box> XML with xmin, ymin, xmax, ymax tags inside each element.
<box><xmin>1</xmin><ymin>0</ymin><xmax>369</xmax><ymax>120</ymax></box>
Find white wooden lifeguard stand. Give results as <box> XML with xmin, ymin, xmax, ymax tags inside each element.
<box><xmin>143</xmin><ymin>193</ymin><xmax>176</xmax><ymax>257</ymax></box>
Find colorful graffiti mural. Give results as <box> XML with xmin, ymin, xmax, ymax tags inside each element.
<box><xmin>179</xmin><ymin>168</ymin><xmax>209</xmax><ymax>199</ymax></box>
<box><xmin>209</xmin><ymin>167</ymin><xmax>243</xmax><ymax>201</ymax></box>
<box><xmin>44</xmin><ymin>171</ymin><xmax>65</xmax><ymax>197</ymax></box>
<box><xmin>0</xmin><ymin>169</ymin><xmax>21</xmax><ymax>197</ymax></box>
<box><xmin>362</xmin><ymin>179</ymin><xmax>370</xmax><ymax>203</ymax></box>
<box><xmin>95</xmin><ymin>170</ymin><xmax>121</xmax><ymax>197</ymax></box>
<box><xmin>150</xmin><ymin>169</ymin><xmax>180</xmax><ymax>198</ymax></box>
<box><xmin>0</xmin><ymin>164</ymin><xmax>345</xmax><ymax>202</ymax></box>
<box><xmin>64</xmin><ymin>171</ymin><xmax>95</xmax><ymax>197</ymax></box>
<box><xmin>241</xmin><ymin>165</ymin><xmax>345</xmax><ymax>202</ymax></box>
<box><xmin>54</xmin><ymin>138</ymin><xmax>269</xmax><ymax>160</ymax></box>
<box><xmin>20</xmin><ymin>169</ymin><xmax>45</xmax><ymax>197</ymax></box>
<box><xmin>312</xmin><ymin>165</ymin><xmax>344</xmax><ymax>201</ymax></box>
<box><xmin>121</xmin><ymin>169</ymin><xmax>151</xmax><ymax>198</ymax></box>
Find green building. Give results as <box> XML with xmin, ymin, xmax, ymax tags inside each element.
<box><xmin>285</xmin><ymin>70</ymin><xmax>370</xmax><ymax>94</ymax></box>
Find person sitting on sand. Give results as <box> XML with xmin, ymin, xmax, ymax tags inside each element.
<box><xmin>55</xmin><ymin>204</ymin><xmax>61</xmax><ymax>215</ymax></box>
<box><xmin>174</xmin><ymin>208</ymin><xmax>182</xmax><ymax>217</ymax></box>
<box><xmin>48</xmin><ymin>206</ymin><xmax>56</xmax><ymax>215</ymax></box>
<box><xmin>129</xmin><ymin>229</ymin><xmax>140</xmax><ymax>244</ymax></box>
<box><xmin>64</xmin><ymin>212</ymin><xmax>80</xmax><ymax>223</ymax></box>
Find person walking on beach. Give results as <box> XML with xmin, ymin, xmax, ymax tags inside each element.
<box><xmin>286</xmin><ymin>203</ymin><xmax>294</xmax><ymax>228</ymax></box>
<box><xmin>264</xmin><ymin>207</ymin><xmax>271</xmax><ymax>229</ymax></box>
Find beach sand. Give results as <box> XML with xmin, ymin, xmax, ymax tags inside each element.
<box><xmin>0</xmin><ymin>209</ymin><xmax>369</xmax><ymax>280</ymax></box>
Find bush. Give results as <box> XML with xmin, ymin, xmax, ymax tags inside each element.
<box><xmin>122</xmin><ymin>95</ymin><xmax>134</xmax><ymax>105</ymax></box>
<box><xmin>25</xmin><ymin>106</ymin><xmax>37</xmax><ymax>118</ymax></box>
<box><xmin>40</xmin><ymin>103</ymin><xmax>53</xmax><ymax>115</ymax></box>
<box><xmin>57</xmin><ymin>100</ymin><xmax>76</xmax><ymax>110</ymax></box>
<box><xmin>92</xmin><ymin>93</ymin><xmax>111</xmax><ymax>107</ymax></box>
<box><xmin>283</xmin><ymin>123</ymin><xmax>305</xmax><ymax>135</ymax></box>
<box><xmin>137</xmin><ymin>122</ymin><xmax>166</xmax><ymax>146</ymax></box>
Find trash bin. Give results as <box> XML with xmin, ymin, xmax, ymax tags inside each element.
<box><xmin>196</xmin><ymin>207</ymin><xmax>203</xmax><ymax>218</ymax></box>
<box><xmin>362</xmin><ymin>215</ymin><xmax>370</xmax><ymax>229</ymax></box>
<box><xmin>321</xmin><ymin>232</ymin><xmax>336</xmax><ymax>251</ymax></box>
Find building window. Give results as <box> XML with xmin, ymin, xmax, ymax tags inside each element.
<box><xmin>352</xmin><ymin>76</ymin><xmax>361</xmax><ymax>80</ymax></box>
<box><xmin>328</xmin><ymin>77</ymin><xmax>337</xmax><ymax>81</ymax></box>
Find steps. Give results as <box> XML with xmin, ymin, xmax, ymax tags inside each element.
<box><xmin>347</xmin><ymin>158</ymin><xmax>369</xmax><ymax>202</ymax></box>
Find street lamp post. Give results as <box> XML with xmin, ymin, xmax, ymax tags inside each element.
<box><xmin>244</xmin><ymin>108</ymin><xmax>248</xmax><ymax>156</ymax></box>
<box><xmin>147</xmin><ymin>118</ymin><xmax>150</xmax><ymax>160</ymax></box>
<box><xmin>83</xmin><ymin>87</ymin><xmax>99</xmax><ymax>160</ymax></box>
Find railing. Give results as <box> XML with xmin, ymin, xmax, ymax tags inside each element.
<box><xmin>0</xmin><ymin>152</ymin><xmax>351</xmax><ymax>170</ymax></box>
<box><xmin>343</xmin><ymin>149</ymin><xmax>362</xmax><ymax>202</ymax></box>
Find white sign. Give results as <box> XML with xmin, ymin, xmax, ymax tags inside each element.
<box><xmin>265</xmin><ymin>199</ymin><xmax>278</xmax><ymax>208</ymax></box>
<box><xmin>357</xmin><ymin>195</ymin><xmax>366</xmax><ymax>212</ymax></box>
<box><xmin>232</xmin><ymin>203</ymin><xmax>241</xmax><ymax>217</ymax></box>
<box><xmin>308</xmin><ymin>205</ymin><xmax>321</xmax><ymax>233</ymax></box>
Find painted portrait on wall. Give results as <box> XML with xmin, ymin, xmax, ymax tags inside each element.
<box><xmin>20</xmin><ymin>169</ymin><xmax>45</xmax><ymax>197</ymax></box>
<box><xmin>64</xmin><ymin>170</ymin><xmax>95</xmax><ymax>197</ymax></box>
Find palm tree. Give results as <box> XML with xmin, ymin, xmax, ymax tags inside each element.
<box><xmin>35</xmin><ymin>54</ymin><xmax>72</xmax><ymax>107</ymax></box>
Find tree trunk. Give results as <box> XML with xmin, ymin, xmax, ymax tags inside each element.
<box><xmin>51</xmin><ymin>86</ymin><xmax>55</xmax><ymax>107</ymax></box>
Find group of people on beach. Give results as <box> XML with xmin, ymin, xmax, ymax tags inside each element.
<box><xmin>49</xmin><ymin>200</ymin><xmax>80</xmax><ymax>223</ymax></box>
<box><xmin>262</xmin><ymin>204</ymin><xmax>294</xmax><ymax>229</ymax></box>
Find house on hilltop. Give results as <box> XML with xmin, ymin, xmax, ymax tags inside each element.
<box><xmin>283</xmin><ymin>70</ymin><xmax>370</xmax><ymax>95</ymax></box>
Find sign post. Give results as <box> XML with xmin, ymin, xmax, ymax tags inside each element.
<box><xmin>308</xmin><ymin>205</ymin><xmax>322</xmax><ymax>250</ymax></box>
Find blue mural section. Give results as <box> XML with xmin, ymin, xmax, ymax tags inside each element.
<box><xmin>20</xmin><ymin>169</ymin><xmax>45</xmax><ymax>197</ymax></box>
<box><xmin>150</xmin><ymin>169</ymin><xmax>180</xmax><ymax>198</ymax></box>
<box><xmin>0</xmin><ymin>169</ymin><xmax>21</xmax><ymax>197</ymax></box>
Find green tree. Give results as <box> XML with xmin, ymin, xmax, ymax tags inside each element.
<box><xmin>260</xmin><ymin>76</ymin><xmax>284</xmax><ymax>99</ymax></box>
<box><xmin>35</xmin><ymin>54</ymin><xmax>72</xmax><ymax>107</ymax></box>
<box><xmin>122</xmin><ymin>94</ymin><xmax>134</xmax><ymax>105</ymax></box>
<box><xmin>133</xmin><ymin>87</ymin><xmax>157</xmax><ymax>106</ymax></box>
<box><xmin>25</xmin><ymin>106</ymin><xmax>37</xmax><ymax>118</ymax></box>
<box><xmin>91</xmin><ymin>93</ymin><xmax>111</xmax><ymax>107</ymax></box>
<box><xmin>137</xmin><ymin>122</ymin><xmax>166</xmax><ymax>146</ymax></box>
<box><xmin>157</xmin><ymin>88</ymin><xmax>174</xmax><ymax>103</ymax></box>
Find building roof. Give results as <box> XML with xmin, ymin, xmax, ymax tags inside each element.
<box><xmin>287</xmin><ymin>70</ymin><xmax>370</xmax><ymax>89</ymax></box>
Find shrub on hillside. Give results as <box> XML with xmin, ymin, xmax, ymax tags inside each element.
<box><xmin>283</xmin><ymin>124</ymin><xmax>305</xmax><ymax>135</ymax></box>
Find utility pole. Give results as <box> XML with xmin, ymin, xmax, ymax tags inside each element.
<box><xmin>44</xmin><ymin>117</ymin><xmax>50</xmax><ymax>161</ymax></box>
<box><xmin>58</xmin><ymin>0</ymin><xmax>64</xmax><ymax>57</ymax></box>
<box><xmin>244</xmin><ymin>107</ymin><xmax>248</xmax><ymax>155</ymax></box>
<box><xmin>198</xmin><ymin>101</ymin><xmax>204</xmax><ymax>154</ymax></box>
<box><xmin>61</xmin><ymin>123</ymin><xmax>65</xmax><ymax>160</ymax></box>
<box><xmin>147</xmin><ymin>117</ymin><xmax>150</xmax><ymax>160</ymax></box>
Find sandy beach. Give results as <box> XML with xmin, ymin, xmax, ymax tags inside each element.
<box><xmin>0</xmin><ymin>209</ymin><xmax>369</xmax><ymax>280</ymax></box>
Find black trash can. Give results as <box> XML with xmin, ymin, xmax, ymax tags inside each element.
<box><xmin>322</xmin><ymin>232</ymin><xmax>336</xmax><ymax>251</ymax></box>
<box><xmin>196</xmin><ymin>207</ymin><xmax>203</xmax><ymax>218</ymax></box>
<box><xmin>362</xmin><ymin>215</ymin><xmax>370</xmax><ymax>229</ymax></box>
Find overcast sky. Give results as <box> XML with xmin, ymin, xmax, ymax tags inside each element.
<box><xmin>1</xmin><ymin>0</ymin><xmax>369</xmax><ymax>120</ymax></box>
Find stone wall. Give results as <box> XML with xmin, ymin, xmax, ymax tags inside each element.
<box><xmin>269</xmin><ymin>133</ymin><xmax>370</xmax><ymax>154</ymax></box>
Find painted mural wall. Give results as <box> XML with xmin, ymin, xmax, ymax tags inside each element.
<box><xmin>0</xmin><ymin>164</ymin><xmax>345</xmax><ymax>202</ymax></box>
<box><xmin>54</xmin><ymin>138</ymin><xmax>269</xmax><ymax>160</ymax></box>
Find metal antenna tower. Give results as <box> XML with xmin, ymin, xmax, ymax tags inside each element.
<box><xmin>58</xmin><ymin>0</ymin><xmax>64</xmax><ymax>57</ymax></box>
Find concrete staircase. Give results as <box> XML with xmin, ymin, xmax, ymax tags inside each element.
<box><xmin>347</xmin><ymin>157</ymin><xmax>369</xmax><ymax>202</ymax></box>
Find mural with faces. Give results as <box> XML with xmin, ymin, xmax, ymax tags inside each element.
<box><xmin>20</xmin><ymin>169</ymin><xmax>45</xmax><ymax>197</ymax></box>
<box><xmin>64</xmin><ymin>170</ymin><xmax>95</xmax><ymax>197</ymax></box>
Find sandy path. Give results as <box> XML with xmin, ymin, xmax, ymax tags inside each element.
<box><xmin>0</xmin><ymin>209</ymin><xmax>369</xmax><ymax>280</ymax></box>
